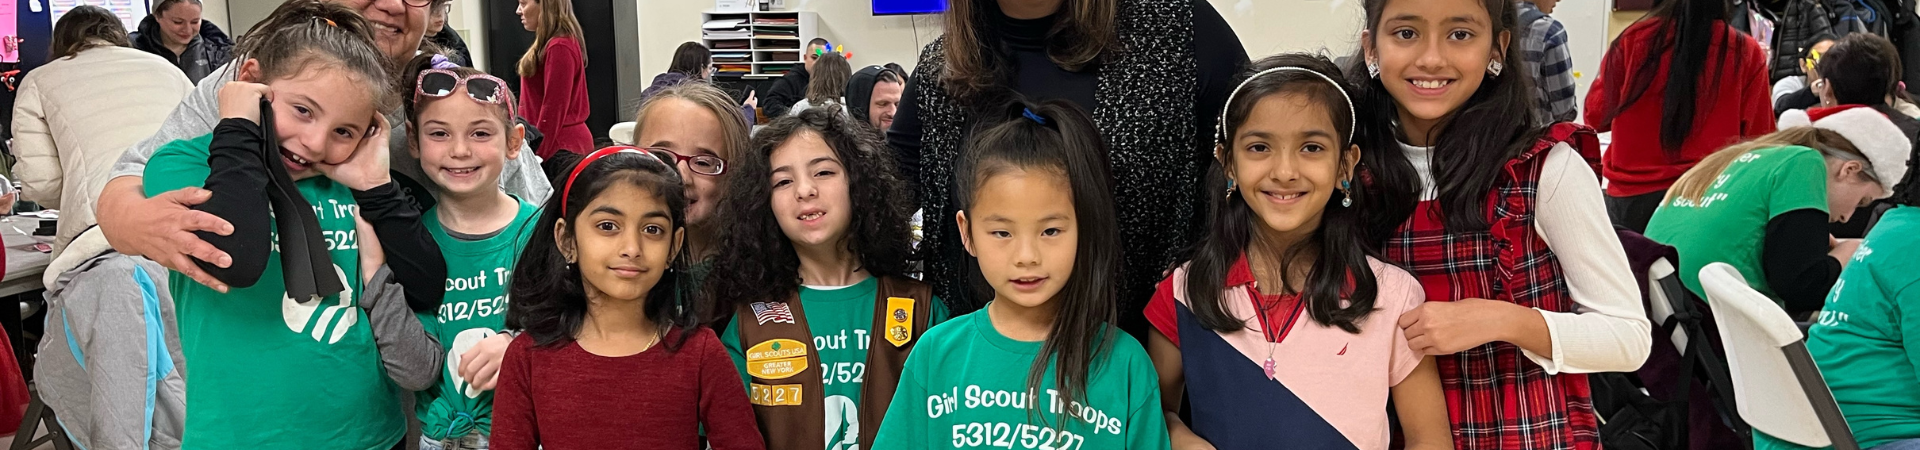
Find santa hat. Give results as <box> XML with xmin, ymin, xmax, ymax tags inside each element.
<box><xmin>1778</xmin><ymin>105</ymin><xmax>1913</xmax><ymax>187</ymax></box>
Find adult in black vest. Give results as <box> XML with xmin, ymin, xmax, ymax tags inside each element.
<box><xmin>889</xmin><ymin>0</ymin><xmax>1247</xmax><ymax>338</ymax></box>
<box><xmin>129</xmin><ymin>0</ymin><xmax>233</xmax><ymax>84</ymax></box>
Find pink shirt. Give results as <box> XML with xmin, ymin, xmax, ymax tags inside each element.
<box><xmin>1147</xmin><ymin>255</ymin><xmax>1426</xmax><ymax>450</ymax></box>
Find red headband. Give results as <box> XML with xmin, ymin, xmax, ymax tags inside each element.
<box><xmin>561</xmin><ymin>146</ymin><xmax>662</xmax><ymax>212</ymax></box>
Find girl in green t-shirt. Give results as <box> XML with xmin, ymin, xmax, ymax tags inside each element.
<box><xmin>1647</xmin><ymin>123</ymin><xmax>1902</xmax><ymax>315</ymax></box>
<box><xmin>400</xmin><ymin>61</ymin><xmax>541</xmax><ymax>449</ymax></box>
<box><xmin>872</xmin><ymin>101</ymin><xmax>1170</xmax><ymax>450</ymax></box>
<box><xmin>140</xmin><ymin>2</ymin><xmax>423</xmax><ymax>448</ymax></box>
<box><xmin>703</xmin><ymin>107</ymin><xmax>945</xmax><ymax>450</ymax></box>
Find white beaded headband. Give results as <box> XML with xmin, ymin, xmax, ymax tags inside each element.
<box><xmin>1216</xmin><ymin>67</ymin><xmax>1356</xmax><ymax>144</ymax></box>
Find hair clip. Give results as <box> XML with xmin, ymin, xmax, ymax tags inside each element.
<box><xmin>1022</xmin><ymin>108</ymin><xmax>1049</xmax><ymax>126</ymax></box>
<box><xmin>315</xmin><ymin>17</ymin><xmax>337</xmax><ymax>28</ymax></box>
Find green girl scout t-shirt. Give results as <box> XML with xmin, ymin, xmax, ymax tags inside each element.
<box><xmin>1646</xmin><ymin>145</ymin><xmax>1830</xmax><ymax>305</ymax></box>
<box><xmin>145</xmin><ymin>134</ymin><xmax>403</xmax><ymax>450</ymax></box>
<box><xmin>871</xmin><ymin>307</ymin><xmax>1171</xmax><ymax>450</ymax></box>
<box><xmin>416</xmin><ymin>200</ymin><xmax>538</xmax><ymax>440</ymax></box>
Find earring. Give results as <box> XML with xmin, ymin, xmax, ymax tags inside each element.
<box><xmin>1225</xmin><ymin>179</ymin><xmax>1238</xmax><ymax>199</ymax></box>
<box><xmin>1487</xmin><ymin>60</ymin><xmax>1504</xmax><ymax>77</ymax></box>
<box><xmin>1340</xmin><ymin>179</ymin><xmax>1354</xmax><ymax>207</ymax></box>
<box><xmin>1366</xmin><ymin>59</ymin><xmax>1381</xmax><ymax>79</ymax></box>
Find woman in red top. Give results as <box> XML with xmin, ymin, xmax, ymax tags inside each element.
<box><xmin>515</xmin><ymin>0</ymin><xmax>593</xmax><ymax>160</ymax></box>
<box><xmin>1584</xmin><ymin>0</ymin><xmax>1775</xmax><ymax>233</ymax></box>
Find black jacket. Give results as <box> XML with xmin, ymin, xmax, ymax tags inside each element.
<box><xmin>429</xmin><ymin>27</ymin><xmax>473</xmax><ymax>68</ymax></box>
<box><xmin>762</xmin><ymin>64</ymin><xmax>811</xmax><ymax>117</ymax></box>
<box><xmin>131</xmin><ymin>17</ymin><xmax>234</xmax><ymax>83</ymax></box>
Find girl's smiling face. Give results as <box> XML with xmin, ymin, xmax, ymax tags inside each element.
<box><xmin>246</xmin><ymin>62</ymin><xmax>378</xmax><ymax>181</ymax></box>
<box><xmin>636</xmin><ymin>98</ymin><xmax>730</xmax><ymax>227</ymax></box>
<box><xmin>1365</xmin><ymin>0</ymin><xmax>1507</xmax><ymax>140</ymax></box>
<box><xmin>415</xmin><ymin>85</ymin><xmax>522</xmax><ymax>196</ymax></box>
<box><xmin>1224</xmin><ymin>93</ymin><xmax>1359</xmax><ymax>244</ymax></box>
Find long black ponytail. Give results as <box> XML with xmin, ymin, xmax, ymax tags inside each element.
<box><xmin>954</xmin><ymin>99</ymin><xmax>1123</xmax><ymax>426</ymax></box>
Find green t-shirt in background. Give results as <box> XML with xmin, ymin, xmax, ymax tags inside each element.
<box><xmin>416</xmin><ymin>199</ymin><xmax>539</xmax><ymax>440</ymax></box>
<box><xmin>871</xmin><ymin>307</ymin><xmax>1171</xmax><ymax>450</ymax></box>
<box><xmin>720</xmin><ymin>277</ymin><xmax>951</xmax><ymax>449</ymax></box>
<box><xmin>1757</xmin><ymin>207</ymin><xmax>1920</xmax><ymax>450</ymax></box>
<box><xmin>1646</xmin><ymin>146</ymin><xmax>1830</xmax><ymax>305</ymax></box>
<box><xmin>145</xmin><ymin>134</ymin><xmax>403</xmax><ymax>450</ymax></box>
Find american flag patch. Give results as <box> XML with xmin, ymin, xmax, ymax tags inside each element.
<box><xmin>751</xmin><ymin>302</ymin><xmax>795</xmax><ymax>325</ymax></box>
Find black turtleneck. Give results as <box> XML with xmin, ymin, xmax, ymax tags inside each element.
<box><xmin>985</xmin><ymin>1</ymin><xmax>1099</xmax><ymax>113</ymax></box>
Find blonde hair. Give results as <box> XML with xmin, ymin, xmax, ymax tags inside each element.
<box><xmin>516</xmin><ymin>0</ymin><xmax>586</xmax><ymax>79</ymax></box>
<box><xmin>1666</xmin><ymin>127</ymin><xmax>1876</xmax><ymax>202</ymax></box>
<box><xmin>633</xmin><ymin>82</ymin><xmax>751</xmax><ymax>163</ymax></box>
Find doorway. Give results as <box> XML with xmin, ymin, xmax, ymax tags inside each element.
<box><xmin>484</xmin><ymin>0</ymin><xmax>618</xmax><ymax>144</ymax></box>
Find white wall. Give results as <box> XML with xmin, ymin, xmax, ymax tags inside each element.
<box><xmin>447</xmin><ymin>0</ymin><xmax>487</xmax><ymax>70</ymax></box>
<box><xmin>228</xmin><ymin>0</ymin><xmax>273</xmax><ymax>37</ymax></box>
<box><xmin>200</xmin><ymin>0</ymin><xmax>229</xmax><ymax>32</ymax></box>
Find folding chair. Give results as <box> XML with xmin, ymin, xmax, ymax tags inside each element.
<box><xmin>1700</xmin><ymin>262</ymin><xmax>1859</xmax><ymax>450</ymax></box>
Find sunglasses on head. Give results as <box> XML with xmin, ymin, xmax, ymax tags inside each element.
<box><xmin>415</xmin><ymin>69</ymin><xmax>515</xmax><ymax>117</ymax></box>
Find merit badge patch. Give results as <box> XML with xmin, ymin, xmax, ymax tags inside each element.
<box><xmin>885</xmin><ymin>297</ymin><xmax>915</xmax><ymax>347</ymax></box>
<box><xmin>745</xmin><ymin>339</ymin><xmax>810</xmax><ymax>379</ymax></box>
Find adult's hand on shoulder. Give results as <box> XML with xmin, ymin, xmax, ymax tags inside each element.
<box><xmin>96</xmin><ymin>176</ymin><xmax>236</xmax><ymax>292</ymax></box>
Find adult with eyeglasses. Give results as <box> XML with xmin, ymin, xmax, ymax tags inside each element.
<box><xmin>95</xmin><ymin>0</ymin><xmax>552</xmax><ymax>298</ymax></box>
<box><xmin>453</xmin><ymin>82</ymin><xmax>752</xmax><ymax>394</ymax></box>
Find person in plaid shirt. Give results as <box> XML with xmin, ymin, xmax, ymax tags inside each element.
<box><xmin>1517</xmin><ymin>0</ymin><xmax>1578</xmax><ymax>124</ymax></box>
<box><xmin>1349</xmin><ymin>0</ymin><xmax>1654</xmax><ymax>447</ymax></box>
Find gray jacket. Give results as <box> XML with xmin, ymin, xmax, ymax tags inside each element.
<box><xmin>38</xmin><ymin>229</ymin><xmax>444</xmax><ymax>449</ymax></box>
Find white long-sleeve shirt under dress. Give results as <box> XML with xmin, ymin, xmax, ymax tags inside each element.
<box><xmin>1401</xmin><ymin>141</ymin><xmax>1653</xmax><ymax>374</ymax></box>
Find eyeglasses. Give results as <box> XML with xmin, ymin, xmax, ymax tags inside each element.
<box><xmin>641</xmin><ymin>147</ymin><xmax>727</xmax><ymax>176</ymax></box>
<box><xmin>416</xmin><ymin>69</ymin><xmax>515</xmax><ymax>117</ymax></box>
<box><xmin>402</xmin><ymin>0</ymin><xmax>437</xmax><ymax>9</ymax></box>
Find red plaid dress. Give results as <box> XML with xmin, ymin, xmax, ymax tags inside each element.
<box><xmin>1385</xmin><ymin>123</ymin><xmax>1603</xmax><ymax>450</ymax></box>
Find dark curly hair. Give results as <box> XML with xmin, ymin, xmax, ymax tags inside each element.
<box><xmin>701</xmin><ymin>107</ymin><xmax>916</xmax><ymax>323</ymax></box>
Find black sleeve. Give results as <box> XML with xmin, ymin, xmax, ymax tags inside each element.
<box><xmin>762</xmin><ymin>72</ymin><xmax>804</xmax><ymax>117</ymax></box>
<box><xmin>353</xmin><ymin>182</ymin><xmax>447</xmax><ymax>313</ymax></box>
<box><xmin>191</xmin><ymin>118</ymin><xmax>277</xmax><ymax>287</ymax></box>
<box><xmin>1189</xmin><ymin>0</ymin><xmax>1250</xmax><ymax>238</ymax></box>
<box><xmin>1775</xmin><ymin>87</ymin><xmax>1820</xmax><ymax>117</ymax></box>
<box><xmin>1762</xmin><ymin>208</ymin><xmax>1844</xmax><ymax>314</ymax></box>
<box><xmin>887</xmin><ymin>69</ymin><xmax>928</xmax><ymax>200</ymax></box>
